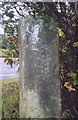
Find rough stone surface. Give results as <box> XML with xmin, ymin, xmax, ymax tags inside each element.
<box><xmin>18</xmin><ymin>16</ymin><xmax>61</xmax><ymax>118</ymax></box>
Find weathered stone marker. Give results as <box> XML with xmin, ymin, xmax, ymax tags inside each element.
<box><xmin>19</xmin><ymin>16</ymin><xmax>61</xmax><ymax>118</ymax></box>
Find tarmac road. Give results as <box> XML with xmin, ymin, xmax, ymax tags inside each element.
<box><xmin>0</xmin><ymin>58</ymin><xmax>19</xmax><ymax>80</ymax></box>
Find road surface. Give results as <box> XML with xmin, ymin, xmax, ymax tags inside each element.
<box><xmin>0</xmin><ymin>58</ymin><xmax>19</xmax><ymax>80</ymax></box>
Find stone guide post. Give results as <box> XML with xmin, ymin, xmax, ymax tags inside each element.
<box><xmin>18</xmin><ymin>16</ymin><xmax>61</xmax><ymax>118</ymax></box>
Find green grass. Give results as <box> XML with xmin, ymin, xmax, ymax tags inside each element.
<box><xmin>2</xmin><ymin>78</ymin><xmax>19</xmax><ymax>118</ymax></box>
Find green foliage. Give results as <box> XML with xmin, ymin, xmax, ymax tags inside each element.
<box><xmin>60</xmin><ymin>37</ymin><xmax>78</xmax><ymax>89</ymax></box>
<box><xmin>2</xmin><ymin>36</ymin><xmax>19</xmax><ymax>67</ymax></box>
<box><xmin>0</xmin><ymin>49</ymin><xmax>7</xmax><ymax>57</ymax></box>
<box><xmin>73</xmin><ymin>80</ymin><xmax>78</xmax><ymax>86</ymax></box>
<box><xmin>57</xmin><ymin>28</ymin><xmax>65</xmax><ymax>38</ymax></box>
<box><xmin>73</xmin><ymin>42</ymin><xmax>78</xmax><ymax>47</ymax></box>
<box><xmin>4</xmin><ymin>27</ymin><xmax>14</xmax><ymax>34</ymax></box>
<box><xmin>6</xmin><ymin>11</ymin><xmax>14</xmax><ymax>18</ymax></box>
<box><xmin>67</xmin><ymin>72</ymin><xmax>76</xmax><ymax>80</ymax></box>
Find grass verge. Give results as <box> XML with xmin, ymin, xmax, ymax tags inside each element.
<box><xmin>2</xmin><ymin>78</ymin><xmax>19</xmax><ymax>118</ymax></box>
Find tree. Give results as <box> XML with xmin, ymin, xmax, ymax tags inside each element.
<box><xmin>1</xmin><ymin>1</ymin><xmax>78</xmax><ymax>118</ymax></box>
<box><xmin>2</xmin><ymin>1</ymin><xmax>78</xmax><ymax>85</ymax></box>
<box><xmin>1</xmin><ymin>2</ymin><xmax>19</xmax><ymax>67</ymax></box>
